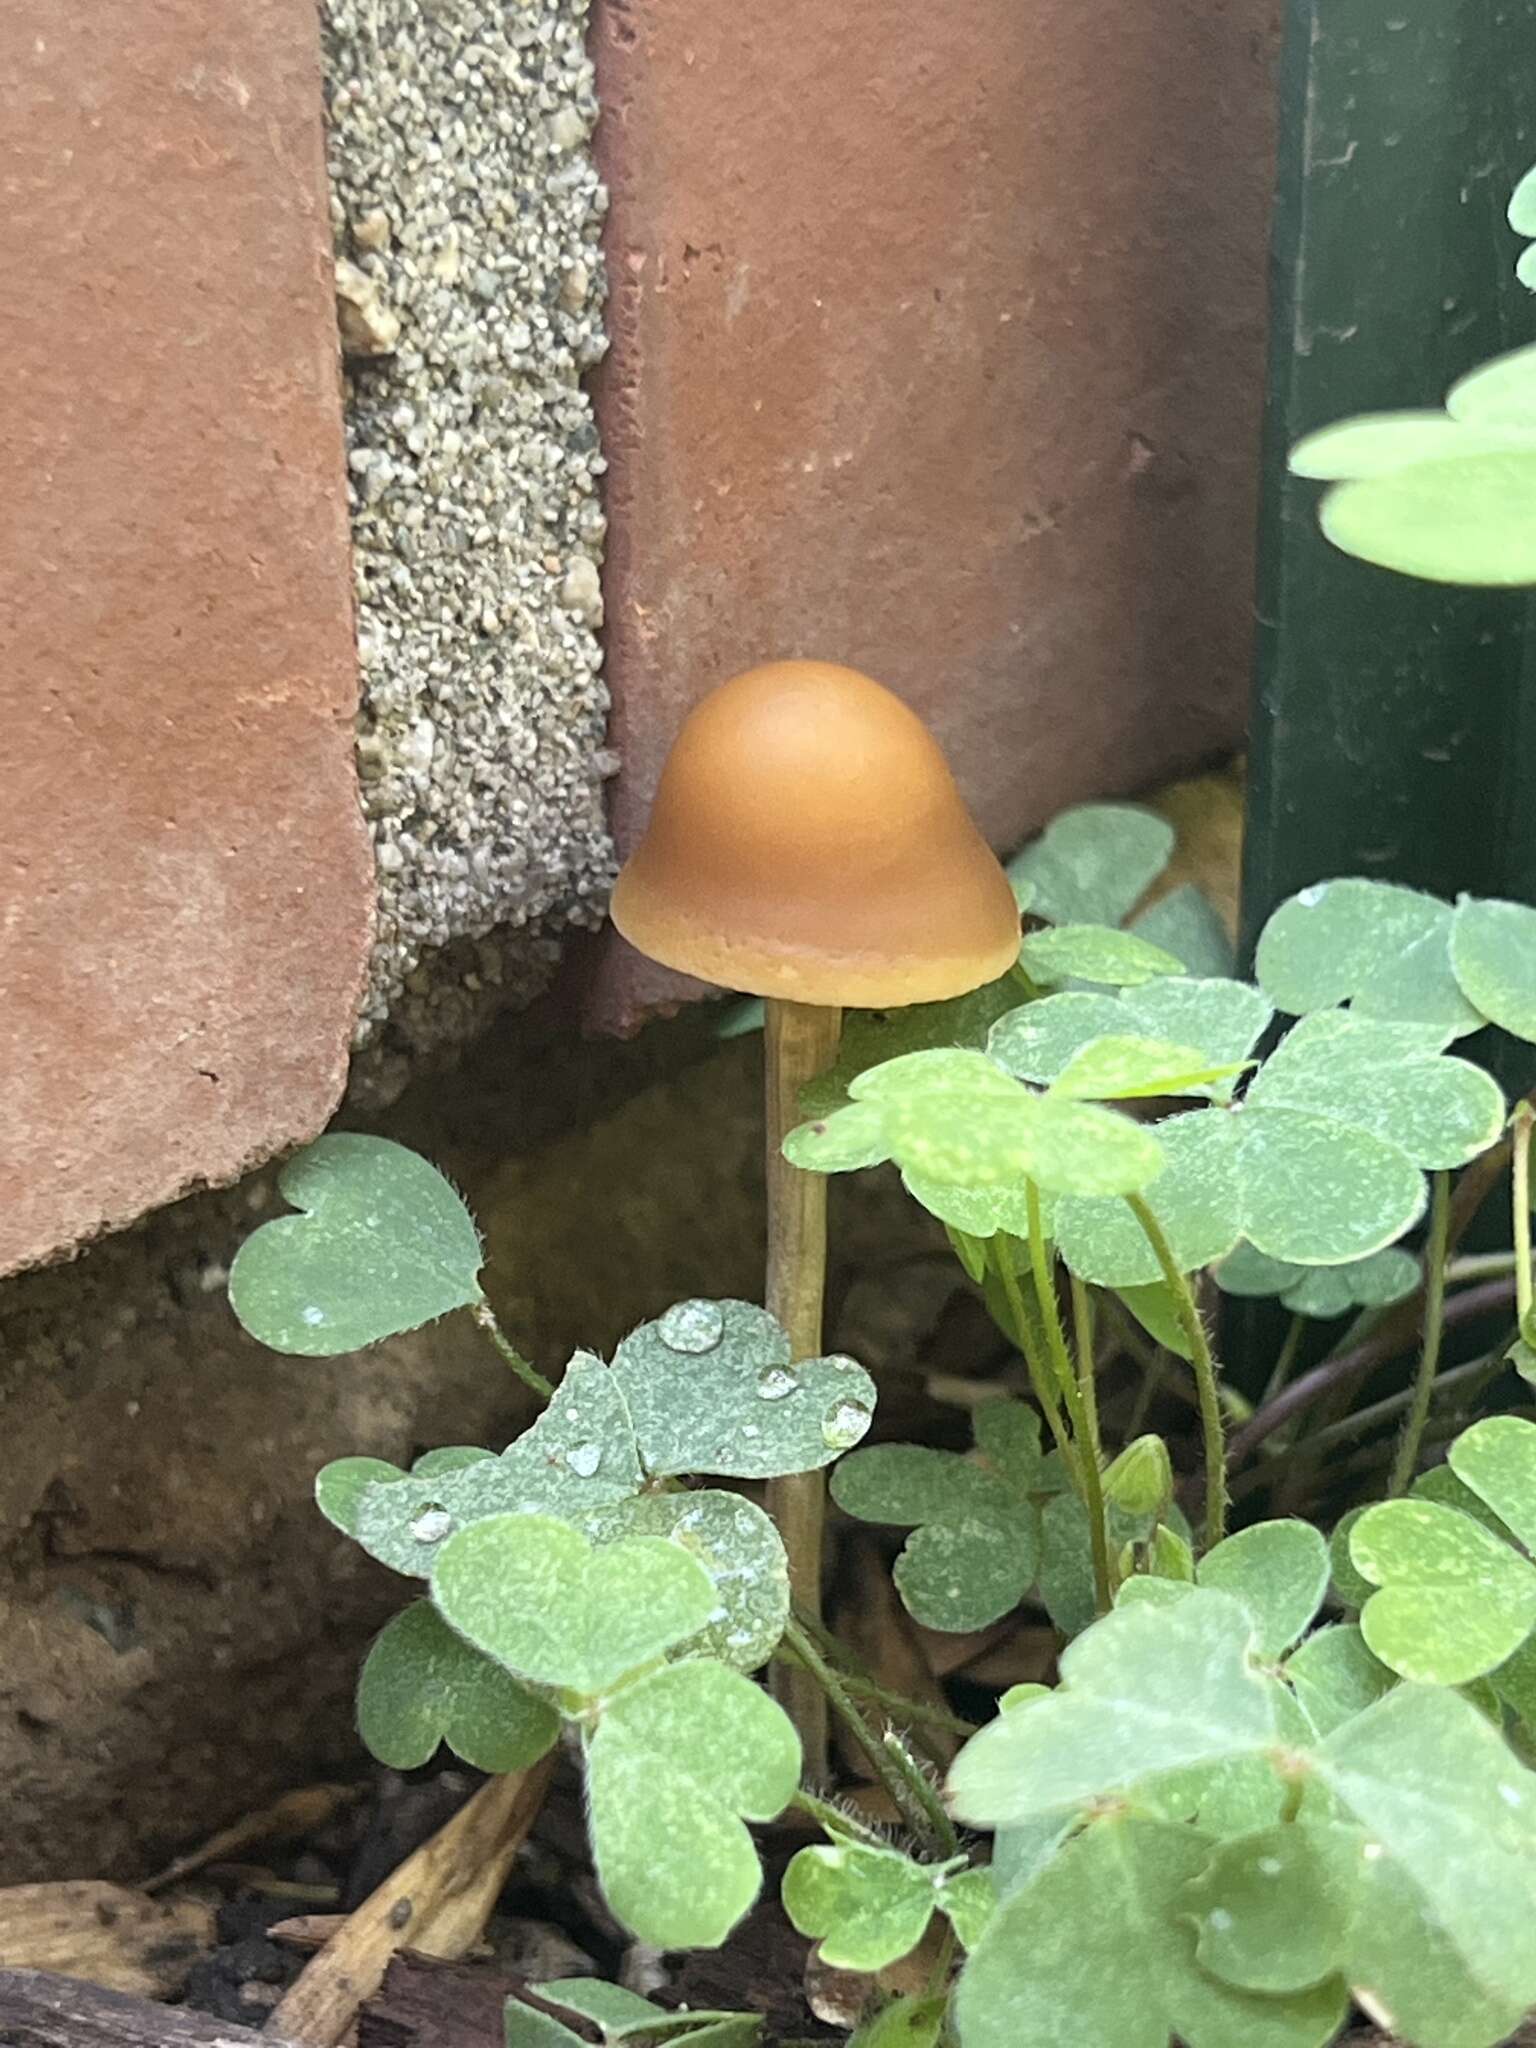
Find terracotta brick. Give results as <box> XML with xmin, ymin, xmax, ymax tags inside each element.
<box><xmin>0</xmin><ymin>0</ymin><xmax>373</xmax><ymax>1273</ymax></box>
<box><xmin>591</xmin><ymin>0</ymin><xmax>1278</xmax><ymax>1026</ymax></box>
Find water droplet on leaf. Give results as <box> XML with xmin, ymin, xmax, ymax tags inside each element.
<box><xmin>302</xmin><ymin>1305</ymin><xmax>325</xmax><ymax>1327</ymax></box>
<box><xmin>567</xmin><ymin>1441</ymin><xmax>602</xmax><ymax>1478</ymax></box>
<box><xmin>411</xmin><ymin>1507</ymin><xmax>453</xmax><ymax>1544</ymax></box>
<box><xmin>657</xmin><ymin>1300</ymin><xmax>726</xmax><ymax>1353</ymax></box>
<box><xmin>756</xmin><ymin>1365</ymin><xmax>799</xmax><ymax>1401</ymax></box>
<box><xmin>821</xmin><ymin>1398</ymin><xmax>872</xmax><ymax>1449</ymax></box>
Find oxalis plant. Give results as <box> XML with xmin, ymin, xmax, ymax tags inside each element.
<box><xmin>223</xmin><ymin>168</ymin><xmax>1536</xmax><ymax>2048</ymax></box>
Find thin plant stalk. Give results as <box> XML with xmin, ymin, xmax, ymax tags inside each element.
<box><xmin>1070</xmin><ymin>1272</ymin><xmax>1102</xmax><ymax>1461</ymax></box>
<box><xmin>781</xmin><ymin>1619</ymin><xmax>955</xmax><ymax>1854</ymax></box>
<box><xmin>469</xmin><ymin>1301</ymin><xmax>555</xmax><ymax>1400</ymax></box>
<box><xmin>764</xmin><ymin>998</ymin><xmax>842</xmax><ymax>1778</ymax></box>
<box><xmin>1514</xmin><ymin>1103</ymin><xmax>1534</xmax><ymax>1329</ymax></box>
<box><xmin>1260</xmin><ymin>1313</ymin><xmax>1307</xmax><ymax>1410</ymax></box>
<box><xmin>1125</xmin><ymin>1193</ymin><xmax>1227</xmax><ymax>1550</ymax></box>
<box><xmin>989</xmin><ymin>1242</ymin><xmax>1073</xmax><ymax>1472</ymax></box>
<box><xmin>1389</xmin><ymin>1171</ymin><xmax>1452</xmax><ymax>1497</ymax></box>
<box><xmin>1021</xmin><ymin>1192</ymin><xmax>1113</xmax><ymax>1616</ymax></box>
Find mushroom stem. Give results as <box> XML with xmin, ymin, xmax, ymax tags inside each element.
<box><xmin>763</xmin><ymin>995</ymin><xmax>842</xmax><ymax>1778</ymax></box>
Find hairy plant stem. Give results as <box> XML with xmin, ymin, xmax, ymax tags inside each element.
<box><xmin>1020</xmin><ymin>1193</ymin><xmax>1112</xmax><ymax>1614</ymax></box>
<box><xmin>784</xmin><ymin>1606</ymin><xmax>978</xmax><ymax>1740</ymax></box>
<box><xmin>1388</xmin><ymin>1171</ymin><xmax>1453</xmax><ymax>1496</ymax></box>
<box><xmin>763</xmin><ymin>998</ymin><xmax>842</xmax><ymax>1780</ymax></box>
<box><xmin>1514</xmin><ymin>1104</ymin><xmax>1534</xmax><ymax>1329</ymax></box>
<box><xmin>989</xmin><ymin>1241</ymin><xmax>1074</xmax><ymax>1474</ymax></box>
<box><xmin>1125</xmin><ymin>1194</ymin><xmax>1227</xmax><ymax>1551</ymax></box>
<box><xmin>781</xmin><ymin>1620</ymin><xmax>954</xmax><ymax>1853</ymax></box>
<box><xmin>790</xmin><ymin>1787</ymin><xmax>888</xmax><ymax>1849</ymax></box>
<box><xmin>469</xmin><ymin>1301</ymin><xmax>555</xmax><ymax>1400</ymax></box>
<box><xmin>1070</xmin><ymin>1272</ymin><xmax>1102</xmax><ymax>1460</ymax></box>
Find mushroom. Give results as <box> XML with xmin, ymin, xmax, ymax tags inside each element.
<box><xmin>611</xmin><ymin>659</ymin><xmax>1019</xmax><ymax>1764</ymax></box>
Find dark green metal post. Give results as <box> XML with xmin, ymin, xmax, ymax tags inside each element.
<box><xmin>1244</xmin><ymin>0</ymin><xmax>1536</xmax><ymax>960</ymax></box>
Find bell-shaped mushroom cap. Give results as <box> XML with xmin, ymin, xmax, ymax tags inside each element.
<box><xmin>611</xmin><ymin>661</ymin><xmax>1020</xmax><ymax>1006</ymax></box>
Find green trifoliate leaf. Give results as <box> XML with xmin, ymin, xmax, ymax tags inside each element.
<box><xmin>952</xmin><ymin>1816</ymin><xmax>1348</xmax><ymax>2048</ymax></box>
<box><xmin>1047</xmin><ymin>1036</ymin><xmax>1247</xmax><ymax>1102</ymax></box>
<box><xmin>1006</xmin><ymin>803</ymin><xmax>1174</xmax><ymax>927</ymax></box>
<box><xmin>1128</xmin><ymin>886</ymin><xmax>1235</xmax><ymax>978</ymax></box>
<box><xmin>1413</xmin><ymin>1459</ymin><xmax>1521</xmax><ymax>1541</ymax></box>
<box><xmin>1318</xmin><ymin>448</ymin><xmax>1536</xmax><ymax>585</ymax></box>
<box><xmin>1255</xmin><ymin>879</ymin><xmax>1481</xmax><ymax>1035</ymax></box>
<box><xmin>586</xmin><ymin>1659</ymin><xmax>799</xmax><ymax>1948</ymax></box>
<box><xmin>356</xmin><ymin>1600</ymin><xmax>558</xmax><ymax>1774</ymax></box>
<box><xmin>1349</xmin><ymin>1497</ymin><xmax>1536</xmax><ymax>1685</ymax></box>
<box><xmin>1113</xmin><ymin>1279</ymin><xmax>1195</xmax><ymax>1359</ymax></box>
<box><xmin>1196</xmin><ymin>1521</ymin><xmax>1330</xmax><ymax>1658</ymax></box>
<box><xmin>347</xmin><ymin>1353</ymin><xmax>644</xmax><ymax>1577</ymax></box>
<box><xmin>228</xmin><ymin>1135</ymin><xmax>484</xmax><ymax>1355</ymax></box>
<box><xmin>791</xmin><ymin>1049</ymin><xmax>1166</xmax><ymax>1202</ymax></box>
<box><xmin>782</xmin><ymin>1839</ymin><xmax>960</xmax><ymax>1971</ymax></box>
<box><xmin>1215</xmin><ymin>1242</ymin><xmax>1419</xmax><ymax>1319</ymax></box>
<box><xmin>947</xmin><ymin>1589</ymin><xmax>1278</xmax><ymax>1831</ymax></box>
<box><xmin>900</xmin><ymin>1170</ymin><xmax>1034</xmax><ymax>1240</ymax></box>
<box><xmin>1037</xmin><ymin>1491</ymin><xmax>1183</xmax><ymax>1637</ymax></box>
<box><xmin>578</xmin><ymin>1491</ymin><xmax>787</xmax><ymax>1672</ymax></box>
<box><xmin>1447</xmin><ymin>1414</ymin><xmax>1536</xmax><ymax>1553</ymax></box>
<box><xmin>431</xmin><ymin>1514</ymin><xmax>717</xmax><ymax>1697</ymax></box>
<box><xmin>1314</xmin><ymin>1685</ymin><xmax>1536</xmax><ymax>2042</ymax></box>
<box><xmin>830</xmin><ymin>1404</ymin><xmax>1044</xmax><ymax>1631</ymax></box>
<box><xmin>780</xmin><ymin>1100</ymin><xmax>891</xmax><ymax>1173</ymax></box>
<box><xmin>1284</xmin><ymin>1626</ymin><xmax>1396</xmax><ymax>1739</ymax></box>
<box><xmin>315</xmin><ymin>1454</ymin><xmax>466</xmax><ymax>1538</ymax></box>
<box><xmin>1450</xmin><ymin>895</ymin><xmax>1536</xmax><ymax>1043</ymax></box>
<box><xmin>990</xmin><ymin>978</ymin><xmax>1269</xmax><ymax>1103</ymax></box>
<box><xmin>1233</xmin><ymin>1107</ymin><xmax>1427</xmax><ymax>1267</ymax></box>
<box><xmin>610</xmin><ymin>1299</ymin><xmax>876</xmax><ymax>1479</ymax></box>
<box><xmin>1177</xmin><ymin>1821</ymin><xmax>1364</xmax><ymax>1996</ymax></box>
<box><xmin>1019</xmin><ymin>925</ymin><xmax>1182</xmax><ymax>990</ymax></box>
<box><xmin>1290</xmin><ymin>413</ymin><xmax>1518</xmax><ymax>481</ymax></box>
<box><xmin>797</xmin><ymin>974</ymin><xmax>1024</xmax><ymax>1118</ymax></box>
<box><xmin>1247</xmin><ymin>1011</ymin><xmax>1505</xmax><ymax>1170</ymax></box>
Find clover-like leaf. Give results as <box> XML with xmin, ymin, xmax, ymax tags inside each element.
<box><xmin>610</xmin><ymin>1300</ymin><xmax>875</xmax><ymax>1479</ymax></box>
<box><xmin>1006</xmin><ymin>804</ymin><xmax>1175</xmax><ymax>927</ymax></box>
<box><xmin>1348</xmin><ymin>1497</ymin><xmax>1536</xmax><ymax>1685</ymax></box>
<box><xmin>1291</xmin><ymin>412</ymin><xmax>1512</xmax><ymax>481</ymax></box>
<box><xmin>1448</xmin><ymin>341</ymin><xmax>1536</xmax><ymax>430</ymax></box>
<box><xmin>1255</xmin><ymin>880</ymin><xmax>1481</xmax><ymax>1035</ymax></box>
<box><xmin>1196</xmin><ymin>1521</ymin><xmax>1329</xmax><ymax>1659</ymax></box>
<box><xmin>790</xmin><ymin>1049</ymin><xmax>1165</xmax><ymax>1204</ymax></box>
<box><xmin>1450</xmin><ymin>895</ymin><xmax>1536</xmax><ymax>1043</ymax></box>
<box><xmin>586</xmin><ymin>1659</ymin><xmax>799</xmax><ymax>1948</ymax></box>
<box><xmin>579</xmin><ymin>1490</ymin><xmax>788</xmax><ymax>1672</ymax></box>
<box><xmin>1128</xmin><ymin>886</ymin><xmax>1235</xmax><ymax>978</ymax></box>
<box><xmin>830</xmin><ymin>1403</ymin><xmax>1043</xmax><ymax>1631</ymax></box>
<box><xmin>1049</xmin><ymin>1109</ymin><xmax>1242</xmax><ymax>1287</ymax></box>
<box><xmin>508</xmin><ymin>1980</ymin><xmax>761</xmax><ymax>2048</ymax></box>
<box><xmin>1314</xmin><ymin>1685</ymin><xmax>1536</xmax><ymax>2043</ymax></box>
<box><xmin>1215</xmin><ymin>1243</ymin><xmax>1419</xmax><ymax>1320</ymax></box>
<box><xmin>1283</xmin><ymin>1625</ymin><xmax>1395</xmax><ymax>1739</ymax></box>
<box><xmin>431</xmin><ymin>1514</ymin><xmax>717</xmax><ymax>1697</ymax></box>
<box><xmin>798</xmin><ymin>973</ymin><xmax>1024</xmax><ymax>1118</ymax></box>
<box><xmin>1178</xmin><ymin>1821</ymin><xmax>1365</xmax><ymax>1996</ymax></box>
<box><xmin>990</xmin><ymin>978</ymin><xmax>1270</xmax><ymax>1104</ymax></box>
<box><xmin>1037</xmin><ymin>1490</ymin><xmax>1182</xmax><ymax>1637</ymax></box>
<box><xmin>348</xmin><ymin>1353</ymin><xmax>644</xmax><ymax>1577</ymax></box>
<box><xmin>1318</xmin><ymin>447</ymin><xmax>1536</xmax><ymax>586</ymax></box>
<box><xmin>1018</xmin><ymin>925</ymin><xmax>1182</xmax><ymax>990</ymax></box>
<box><xmin>228</xmin><ymin>1135</ymin><xmax>484</xmax><ymax>1354</ymax></box>
<box><xmin>947</xmin><ymin>1589</ymin><xmax>1278</xmax><ymax>1831</ymax></box>
<box><xmin>356</xmin><ymin>1600</ymin><xmax>558</xmax><ymax>1774</ymax></box>
<box><xmin>782</xmin><ymin>1839</ymin><xmax>960</xmax><ymax>1971</ymax></box>
<box><xmin>1328</xmin><ymin>1509</ymin><xmax>1375</xmax><ymax>1612</ymax></box>
<box><xmin>1247</xmin><ymin>1011</ymin><xmax>1504</xmax><ymax>1170</ymax></box>
<box><xmin>1047</xmin><ymin>1035</ymin><xmax>1246</xmax><ymax>1102</ymax></box>
<box><xmin>953</xmin><ymin>1815</ymin><xmax>1349</xmax><ymax>2048</ymax></box>
<box><xmin>1448</xmin><ymin>1414</ymin><xmax>1536</xmax><ymax>1554</ymax></box>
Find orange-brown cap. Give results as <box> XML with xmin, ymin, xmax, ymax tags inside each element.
<box><xmin>610</xmin><ymin>661</ymin><xmax>1021</xmax><ymax>1007</ymax></box>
